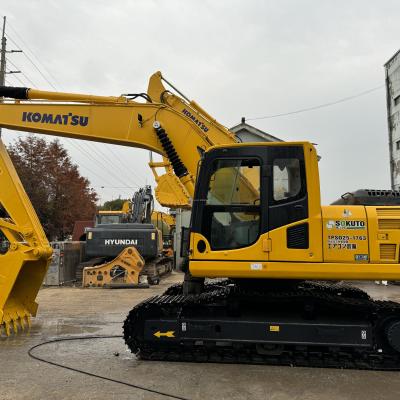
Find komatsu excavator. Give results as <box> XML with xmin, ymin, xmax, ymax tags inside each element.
<box><xmin>1</xmin><ymin>72</ymin><xmax>400</xmax><ymax>369</ymax></box>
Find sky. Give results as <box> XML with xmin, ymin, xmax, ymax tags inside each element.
<box><xmin>1</xmin><ymin>0</ymin><xmax>399</xmax><ymax>206</ymax></box>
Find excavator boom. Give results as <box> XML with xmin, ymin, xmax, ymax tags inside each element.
<box><xmin>0</xmin><ymin>71</ymin><xmax>237</xmax><ymax>208</ymax></box>
<box><xmin>0</xmin><ymin>71</ymin><xmax>238</xmax><ymax>334</ymax></box>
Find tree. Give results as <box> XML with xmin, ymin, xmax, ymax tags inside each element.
<box><xmin>99</xmin><ymin>198</ymin><xmax>129</xmax><ymax>211</ymax></box>
<box><xmin>8</xmin><ymin>136</ymin><xmax>98</xmax><ymax>240</ymax></box>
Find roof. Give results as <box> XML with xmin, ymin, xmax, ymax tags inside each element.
<box><xmin>230</xmin><ymin>118</ymin><xmax>283</xmax><ymax>142</ymax></box>
<box><xmin>72</xmin><ymin>220</ymin><xmax>94</xmax><ymax>241</ymax></box>
<box><xmin>385</xmin><ymin>49</ymin><xmax>400</xmax><ymax>68</ymax></box>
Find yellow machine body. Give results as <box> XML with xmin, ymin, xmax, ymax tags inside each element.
<box><xmin>0</xmin><ymin>73</ymin><xmax>399</xmax><ymax>335</ymax></box>
<box><xmin>0</xmin><ymin>141</ymin><xmax>52</xmax><ymax>335</ymax></box>
<box><xmin>188</xmin><ymin>142</ymin><xmax>400</xmax><ymax>281</ymax></box>
<box><xmin>82</xmin><ymin>246</ymin><xmax>145</xmax><ymax>288</ymax></box>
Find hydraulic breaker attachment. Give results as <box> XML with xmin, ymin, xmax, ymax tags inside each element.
<box><xmin>0</xmin><ymin>139</ymin><xmax>52</xmax><ymax>336</ymax></box>
<box><xmin>82</xmin><ymin>246</ymin><xmax>148</xmax><ymax>288</ymax></box>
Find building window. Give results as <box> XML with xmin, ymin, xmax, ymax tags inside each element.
<box><xmin>395</xmin><ymin>95</ymin><xmax>400</xmax><ymax>106</ymax></box>
<box><xmin>396</xmin><ymin>140</ymin><xmax>400</xmax><ymax>150</ymax></box>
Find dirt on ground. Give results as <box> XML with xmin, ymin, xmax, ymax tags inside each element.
<box><xmin>2</xmin><ymin>274</ymin><xmax>400</xmax><ymax>400</ymax></box>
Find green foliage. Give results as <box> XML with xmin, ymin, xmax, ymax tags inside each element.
<box><xmin>8</xmin><ymin>136</ymin><xmax>98</xmax><ymax>240</ymax></box>
<box><xmin>99</xmin><ymin>198</ymin><xmax>129</xmax><ymax>211</ymax></box>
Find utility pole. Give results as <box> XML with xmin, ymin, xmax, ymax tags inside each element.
<box><xmin>0</xmin><ymin>16</ymin><xmax>22</xmax><ymax>138</ymax></box>
<box><xmin>0</xmin><ymin>16</ymin><xmax>6</xmax><ymax>87</ymax></box>
<box><xmin>0</xmin><ymin>16</ymin><xmax>6</xmax><ymax>138</ymax></box>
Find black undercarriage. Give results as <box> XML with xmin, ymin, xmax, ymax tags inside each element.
<box><xmin>123</xmin><ymin>280</ymin><xmax>400</xmax><ymax>370</ymax></box>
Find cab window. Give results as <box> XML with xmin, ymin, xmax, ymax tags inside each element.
<box><xmin>97</xmin><ymin>215</ymin><xmax>121</xmax><ymax>224</ymax></box>
<box><xmin>202</xmin><ymin>158</ymin><xmax>261</xmax><ymax>250</ymax></box>
<box><xmin>273</xmin><ymin>158</ymin><xmax>301</xmax><ymax>202</ymax></box>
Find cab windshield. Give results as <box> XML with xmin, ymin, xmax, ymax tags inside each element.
<box><xmin>97</xmin><ymin>214</ymin><xmax>122</xmax><ymax>224</ymax></box>
<box><xmin>201</xmin><ymin>158</ymin><xmax>261</xmax><ymax>250</ymax></box>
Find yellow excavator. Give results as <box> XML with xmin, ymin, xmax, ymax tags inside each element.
<box><xmin>1</xmin><ymin>72</ymin><xmax>400</xmax><ymax>369</ymax></box>
<box><xmin>81</xmin><ymin>185</ymin><xmax>175</xmax><ymax>287</ymax></box>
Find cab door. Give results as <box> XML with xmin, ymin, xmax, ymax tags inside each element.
<box><xmin>190</xmin><ymin>145</ymin><xmax>269</xmax><ymax>262</ymax></box>
<box><xmin>267</xmin><ymin>145</ymin><xmax>323</xmax><ymax>262</ymax></box>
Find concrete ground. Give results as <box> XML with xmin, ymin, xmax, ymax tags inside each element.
<box><xmin>2</xmin><ymin>274</ymin><xmax>400</xmax><ymax>400</ymax></box>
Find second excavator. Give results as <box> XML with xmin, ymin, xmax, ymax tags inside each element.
<box><xmin>1</xmin><ymin>72</ymin><xmax>400</xmax><ymax>370</ymax></box>
<box><xmin>80</xmin><ymin>185</ymin><xmax>174</xmax><ymax>286</ymax></box>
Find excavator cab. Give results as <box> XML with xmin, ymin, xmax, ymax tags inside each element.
<box><xmin>124</xmin><ymin>142</ymin><xmax>400</xmax><ymax>369</ymax></box>
<box><xmin>189</xmin><ymin>141</ymin><xmax>400</xmax><ymax>282</ymax></box>
<box><xmin>189</xmin><ymin>142</ymin><xmax>323</xmax><ymax>278</ymax></box>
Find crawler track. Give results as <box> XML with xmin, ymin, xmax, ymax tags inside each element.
<box><xmin>123</xmin><ymin>281</ymin><xmax>400</xmax><ymax>370</ymax></box>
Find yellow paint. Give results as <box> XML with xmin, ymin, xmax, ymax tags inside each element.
<box><xmin>188</xmin><ymin>142</ymin><xmax>400</xmax><ymax>281</ymax></box>
<box><xmin>366</xmin><ymin>206</ymin><xmax>400</xmax><ymax>263</ymax></box>
<box><xmin>0</xmin><ymin>140</ymin><xmax>52</xmax><ymax>335</ymax></box>
<box><xmin>269</xmin><ymin>325</ymin><xmax>280</xmax><ymax>332</ymax></box>
<box><xmin>189</xmin><ymin>259</ymin><xmax>400</xmax><ymax>280</ymax></box>
<box><xmin>3</xmin><ymin>70</ymin><xmax>400</xmax><ymax>339</ymax></box>
<box><xmin>82</xmin><ymin>246</ymin><xmax>144</xmax><ymax>287</ymax></box>
<box><xmin>322</xmin><ymin>206</ymin><xmax>369</xmax><ymax>262</ymax></box>
<box><xmin>268</xmin><ymin>144</ymin><xmax>323</xmax><ymax>262</ymax></box>
<box><xmin>154</xmin><ymin>330</ymin><xmax>175</xmax><ymax>338</ymax></box>
<box><xmin>0</xmin><ymin>72</ymin><xmax>237</xmax><ymax>207</ymax></box>
<box><xmin>191</xmin><ymin>232</ymin><xmax>269</xmax><ymax>262</ymax></box>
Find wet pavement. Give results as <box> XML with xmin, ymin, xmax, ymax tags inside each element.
<box><xmin>2</xmin><ymin>275</ymin><xmax>400</xmax><ymax>400</ymax></box>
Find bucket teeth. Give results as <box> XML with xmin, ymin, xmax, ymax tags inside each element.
<box><xmin>4</xmin><ymin>321</ymin><xmax>10</xmax><ymax>336</ymax></box>
<box><xmin>1</xmin><ymin>311</ymin><xmax>31</xmax><ymax>336</ymax></box>
<box><xmin>12</xmin><ymin>319</ymin><xmax>18</xmax><ymax>334</ymax></box>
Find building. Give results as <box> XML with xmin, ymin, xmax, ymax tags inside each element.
<box><xmin>385</xmin><ymin>50</ymin><xmax>400</xmax><ymax>189</ymax></box>
<box><xmin>174</xmin><ymin>119</ymin><xmax>282</xmax><ymax>270</ymax></box>
<box><xmin>230</xmin><ymin>118</ymin><xmax>283</xmax><ymax>142</ymax></box>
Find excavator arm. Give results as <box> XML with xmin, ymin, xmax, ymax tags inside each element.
<box><xmin>0</xmin><ymin>140</ymin><xmax>52</xmax><ymax>335</ymax></box>
<box><xmin>0</xmin><ymin>72</ymin><xmax>237</xmax><ymax>208</ymax></box>
<box><xmin>0</xmin><ymin>71</ymin><xmax>238</xmax><ymax>334</ymax></box>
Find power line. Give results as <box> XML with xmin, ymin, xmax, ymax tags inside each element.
<box><xmin>246</xmin><ymin>84</ymin><xmax>385</xmax><ymax>121</ymax></box>
<box><xmin>3</xmin><ymin>27</ymin><xmax>145</xmax><ymax>191</ymax></box>
<box><xmin>65</xmin><ymin>139</ymin><xmax>136</xmax><ymax>196</ymax></box>
<box><xmin>50</xmin><ymin>138</ymin><xmax>117</xmax><ymax>188</ymax></box>
<box><xmin>5</xmin><ymin>20</ymin><xmax>61</xmax><ymax>90</ymax></box>
<box><xmin>106</xmin><ymin>144</ymin><xmax>146</xmax><ymax>186</ymax></box>
<box><xmin>6</xmin><ymin>57</ymin><xmax>38</xmax><ymax>86</ymax></box>
<box><xmin>6</xmin><ymin>70</ymin><xmax>26</xmax><ymax>86</ymax></box>
<box><xmin>67</xmin><ymin>141</ymin><xmax>126</xmax><ymax>185</ymax></box>
<box><xmin>2</xmin><ymin>26</ymin><xmax>142</xmax><ymax>193</ymax></box>
<box><xmin>90</xmin><ymin>143</ymin><xmax>145</xmax><ymax>188</ymax></box>
<box><xmin>5</xmin><ymin>31</ymin><xmax>57</xmax><ymax>90</ymax></box>
<box><xmin>0</xmin><ymin>17</ymin><xmax>154</xmax><ymax>199</ymax></box>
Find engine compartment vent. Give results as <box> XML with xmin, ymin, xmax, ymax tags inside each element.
<box><xmin>380</xmin><ymin>244</ymin><xmax>397</xmax><ymax>261</ymax></box>
<box><xmin>378</xmin><ymin>219</ymin><xmax>400</xmax><ymax>230</ymax></box>
<box><xmin>377</xmin><ymin>208</ymin><xmax>400</xmax><ymax>217</ymax></box>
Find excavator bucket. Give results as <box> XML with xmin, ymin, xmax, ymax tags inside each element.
<box><xmin>0</xmin><ymin>139</ymin><xmax>52</xmax><ymax>335</ymax></box>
